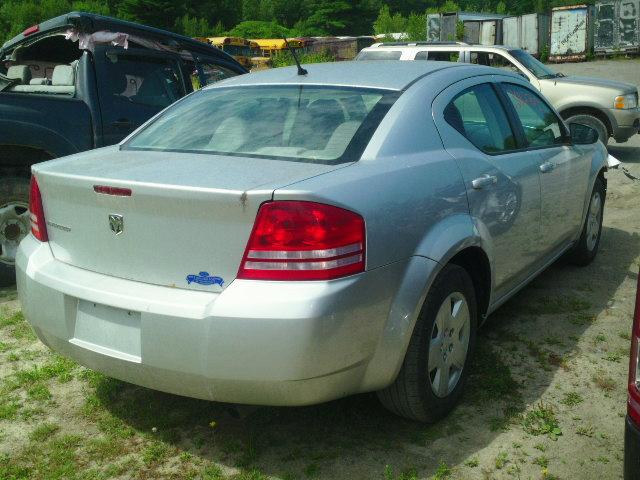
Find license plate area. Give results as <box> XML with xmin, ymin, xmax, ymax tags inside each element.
<box><xmin>70</xmin><ymin>301</ymin><xmax>141</xmax><ymax>363</ymax></box>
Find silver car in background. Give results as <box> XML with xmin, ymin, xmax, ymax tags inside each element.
<box><xmin>17</xmin><ymin>61</ymin><xmax>607</xmax><ymax>422</ymax></box>
<box><xmin>357</xmin><ymin>42</ymin><xmax>640</xmax><ymax>145</ymax></box>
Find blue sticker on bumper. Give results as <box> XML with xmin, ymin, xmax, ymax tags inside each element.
<box><xmin>186</xmin><ymin>272</ymin><xmax>224</xmax><ymax>287</ymax></box>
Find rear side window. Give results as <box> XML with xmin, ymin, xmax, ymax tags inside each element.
<box><xmin>427</xmin><ymin>51</ymin><xmax>460</xmax><ymax>62</ymax></box>
<box><xmin>501</xmin><ymin>83</ymin><xmax>566</xmax><ymax>147</ymax></box>
<box><xmin>357</xmin><ymin>50</ymin><xmax>402</xmax><ymax>60</ymax></box>
<box><xmin>414</xmin><ymin>51</ymin><xmax>429</xmax><ymax>60</ymax></box>
<box><xmin>444</xmin><ymin>83</ymin><xmax>516</xmax><ymax>153</ymax></box>
<box><xmin>105</xmin><ymin>53</ymin><xmax>185</xmax><ymax>108</ymax></box>
<box><xmin>124</xmin><ymin>85</ymin><xmax>398</xmax><ymax>164</ymax></box>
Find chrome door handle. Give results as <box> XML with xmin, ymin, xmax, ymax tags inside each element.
<box><xmin>472</xmin><ymin>174</ymin><xmax>497</xmax><ymax>189</ymax></box>
<box><xmin>539</xmin><ymin>161</ymin><xmax>555</xmax><ymax>173</ymax></box>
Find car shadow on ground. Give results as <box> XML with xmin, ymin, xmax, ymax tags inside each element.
<box><xmin>91</xmin><ymin>225</ymin><xmax>638</xmax><ymax>478</ymax></box>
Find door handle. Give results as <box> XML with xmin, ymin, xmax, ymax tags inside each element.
<box><xmin>539</xmin><ymin>161</ymin><xmax>555</xmax><ymax>173</ymax></box>
<box><xmin>472</xmin><ymin>174</ymin><xmax>497</xmax><ymax>189</ymax></box>
<box><xmin>112</xmin><ymin>119</ymin><xmax>133</xmax><ymax>129</ymax></box>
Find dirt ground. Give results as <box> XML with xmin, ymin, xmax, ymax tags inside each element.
<box><xmin>1</xmin><ymin>59</ymin><xmax>639</xmax><ymax>480</ymax></box>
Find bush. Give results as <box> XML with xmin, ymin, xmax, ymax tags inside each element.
<box><xmin>270</xmin><ymin>49</ymin><xmax>335</xmax><ymax>68</ymax></box>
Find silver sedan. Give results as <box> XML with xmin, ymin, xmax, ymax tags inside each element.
<box><xmin>16</xmin><ymin>61</ymin><xmax>607</xmax><ymax>422</ymax></box>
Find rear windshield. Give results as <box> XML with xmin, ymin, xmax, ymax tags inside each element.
<box><xmin>124</xmin><ymin>85</ymin><xmax>398</xmax><ymax>164</ymax></box>
<box><xmin>357</xmin><ymin>50</ymin><xmax>402</xmax><ymax>60</ymax></box>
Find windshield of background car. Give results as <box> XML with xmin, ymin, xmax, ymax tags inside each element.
<box><xmin>509</xmin><ymin>49</ymin><xmax>557</xmax><ymax>79</ymax></box>
<box><xmin>123</xmin><ymin>85</ymin><xmax>398</xmax><ymax>164</ymax></box>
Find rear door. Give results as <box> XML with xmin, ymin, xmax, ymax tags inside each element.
<box><xmin>498</xmin><ymin>82</ymin><xmax>590</xmax><ymax>254</ymax></box>
<box><xmin>95</xmin><ymin>47</ymin><xmax>187</xmax><ymax>146</ymax></box>
<box><xmin>433</xmin><ymin>77</ymin><xmax>542</xmax><ymax>299</ymax></box>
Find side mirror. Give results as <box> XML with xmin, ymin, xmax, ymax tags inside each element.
<box><xmin>569</xmin><ymin>122</ymin><xmax>599</xmax><ymax>144</ymax></box>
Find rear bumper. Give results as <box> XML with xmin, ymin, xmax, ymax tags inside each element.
<box><xmin>609</xmin><ymin>107</ymin><xmax>640</xmax><ymax>142</ymax></box>
<box><xmin>16</xmin><ymin>235</ymin><xmax>438</xmax><ymax>406</ymax></box>
<box><xmin>626</xmin><ymin>416</ymin><xmax>640</xmax><ymax>480</ymax></box>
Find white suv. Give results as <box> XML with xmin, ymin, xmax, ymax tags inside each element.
<box><xmin>356</xmin><ymin>42</ymin><xmax>640</xmax><ymax>145</ymax></box>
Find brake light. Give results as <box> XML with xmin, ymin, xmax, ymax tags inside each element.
<box><xmin>29</xmin><ymin>177</ymin><xmax>48</xmax><ymax>242</ymax></box>
<box><xmin>628</xmin><ymin>267</ymin><xmax>640</xmax><ymax>427</ymax></box>
<box><xmin>238</xmin><ymin>201</ymin><xmax>365</xmax><ymax>281</ymax></box>
<box><xmin>93</xmin><ymin>185</ymin><xmax>132</xmax><ymax>196</ymax></box>
<box><xmin>23</xmin><ymin>24</ymin><xmax>39</xmax><ymax>36</ymax></box>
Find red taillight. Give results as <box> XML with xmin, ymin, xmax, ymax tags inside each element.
<box><xmin>29</xmin><ymin>177</ymin><xmax>48</xmax><ymax>242</ymax></box>
<box><xmin>22</xmin><ymin>24</ymin><xmax>39</xmax><ymax>36</ymax></box>
<box><xmin>238</xmin><ymin>201</ymin><xmax>365</xmax><ymax>281</ymax></box>
<box><xmin>628</xmin><ymin>267</ymin><xmax>640</xmax><ymax>426</ymax></box>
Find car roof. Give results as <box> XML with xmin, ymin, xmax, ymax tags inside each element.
<box><xmin>208</xmin><ymin>60</ymin><xmax>474</xmax><ymax>91</ymax></box>
<box><xmin>365</xmin><ymin>43</ymin><xmax>512</xmax><ymax>51</ymax></box>
<box><xmin>1</xmin><ymin>11</ymin><xmax>236</xmax><ymax>63</ymax></box>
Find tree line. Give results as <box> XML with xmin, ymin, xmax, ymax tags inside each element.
<box><xmin>1</xmin><ymin>0</ymin><xmax>595</xmax><ymax>45</ymax></box>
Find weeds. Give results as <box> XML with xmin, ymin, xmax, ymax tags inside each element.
<box><xmin>495</xmin><ymin>452</ymin><xmax>509</xmax><ymax>469</ymax></box>
<box><xmin>29</xmin><ymin>423</ymin><xmax>59</xmax><ymax>442</ymax></box>
<box><xmin>560</xmin><ymin>392</ymin><xmax>583</xmax><ymax>407</ymax></box>
<box><xmin>522</xmin><ymin>402</ymin><xmax>562</xmax><ymax>440</ymax></box>
<box><xmin>593</xmin><ymin>372</ymin><xmax>616</xmax><ymax>392</ymax></box>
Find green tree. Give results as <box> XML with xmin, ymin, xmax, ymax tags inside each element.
<box><xmin>302</xmin><ymin>0</ymin><xmax>351</xmax><ymax>35</ymax></box>
<box><xmin>175</xmin><ymin>14</ymin><xmax>212</xmax><ymax>37</ymax></box>
<box><xmin>228</xmin><ymin>20</ymin><xmax>290</xmax><ymax>38</ymax></box>
<box><xmin>242</xmin><ymin>0</ymin><xmax>261</xmax><ymax>20</ymax></box>
<box><xmin>373</xmin><ymin>5</ymin><xmax>406</xmax><ymax>36</ymax></box>
<box><xmin>71</xmin><ymin>0</ymin><xmax>111</xmax><ymax>15</ymax></box>
<box><xmin>405</xmin><ymin>12</ymin><xmax>426</xmax><ymax>40</ymax></box>
<box><xmin>117</xmin><ymin>0</ymin><xmax>181</xmax><ymax>30</ymax></box>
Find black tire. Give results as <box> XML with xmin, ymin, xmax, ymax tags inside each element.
<box><xmin>566</xmin><ymin>177</ymin><xmax>606</xmax><ymax>266</ymax></box>
<box><xmin>377</xmin><ymin>264</ymin><xmax>477</xmax><ymax>422</ymax></box>
<box><xmin>564</xmin><ymin>113</ymin><xmax>609</xmax><ymax>146</ymax></box>
<box><xmin>0</xmin><ymin>176</ymin><xmax>31</xmax><ymax>287</ymax></box>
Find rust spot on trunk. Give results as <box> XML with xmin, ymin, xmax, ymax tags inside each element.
<box><xmin>240</xmin><ymin>192</ymin><xmax>248</xmax><ymax>211</ymax></box>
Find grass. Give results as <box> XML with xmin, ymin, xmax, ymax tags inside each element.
<box><xmin>494</xmin><ymin>452</ymin><xmax>509</xmax><ymax>469</ymax></box>
<box><xmin>27</xmin><ymin>383</ymin><xmax>52</xmax><ymax>401</ymax></box>
<box><xmin>533</xmin><ymin>456</ymin><xmax>549</xmax><ymax>468</ymax></box>
<box><xmin>560</xmin><ymin>392</ymin><xmax>583</xmax><ymax>407</ymax></box>
<box><xmin>519</xmin><ymin>296</ymin><xmax>591</xmax><ymax>316</ymax></box>
<box><xmin>431</xmin><ymin>462</ymin><xmax>452</xmax><ymax>480</ymax></box>
<box><xmin>465</xmin><ymin>457</ymin><xmax>479</xmax><ymax>468</ymax></box>
<box><xmin>522</xmin><ymin>402</ymin><xmax>562</xmax><ymax>440</ymax></box>
<box><xmin>29</xmin><ymin>423</ymin><xmax>60</xmax><ymax>442</ymax></box>
<box><xmin>568</xmin><ymin>312</ymin><xmax>597</xmax><ymax>326</ymax></box>
<box><xmin>593</xmin><ymin>372</ymin><xmax>616</xmax><ymax>392</ymax></box>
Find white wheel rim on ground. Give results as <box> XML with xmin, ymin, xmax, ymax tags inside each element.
<box><xmin>586</xmin><ymin>191</ymin><xmax>602</xmax><ymax>252</ymax></box>
<box><xmin>0</xmin><ymin>201</ymin><xmax>30</xmax><ymax>266</ymax></box>
<box><xmin>428</xmin><ymin>292</ymin><xmax>471</xmax><ymax>398</ymax></box>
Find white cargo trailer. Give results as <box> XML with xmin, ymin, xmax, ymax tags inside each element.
<box><xmin>549</xmin><ymin>5</ymin><xmax>594</xmax><ymax>61</ymax></box>
<box><xmin>498</xmin><ymin>14</ymin><xmax>549</xmax><ymax>56</ymax></box>
<box><xmin>503</xmin><ymin>16</ymin><xmax>520</xmax><ymax>47</ymax></box>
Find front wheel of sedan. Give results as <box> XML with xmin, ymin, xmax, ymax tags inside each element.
<box><xmin>377</xmin><ymin>264</ymin><xmax>477</xmax><ymax>422</ymax></box>
<box><xmin>566</xmin><ymin>177</ymin><xmax>606</xmax><ymax>266</ymax></box>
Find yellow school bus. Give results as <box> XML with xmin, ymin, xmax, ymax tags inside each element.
<box><xmin>251</xmin><ymin>38</ymin><xmax>304</xmax><ymax>57</ymax></box>
<box><xmin>195</xmin><ymin>37</ymin><xmax>257</xmax><ymax>69</ymax></box>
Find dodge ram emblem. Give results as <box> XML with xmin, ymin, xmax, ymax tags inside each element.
<box><xmin>108</xmin><ymin>214</ymin><xmax>124</xmax><ymax>235</ymax></box>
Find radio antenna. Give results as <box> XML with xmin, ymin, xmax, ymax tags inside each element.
<box><xmin>283</xmin><ymin>37</ymin><xmax>307</xmax><ymax>76</ymax></box>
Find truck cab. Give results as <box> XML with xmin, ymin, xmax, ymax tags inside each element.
<box><xmin>0</xmin><ymin>12</ymin><xmax>247</xmax><ymax>286</ymax></box>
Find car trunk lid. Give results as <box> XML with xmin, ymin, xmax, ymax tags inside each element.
<box><xmin>34</xmin><ymin>147</ymin><xmax>345</xmax><ymax>292</ymax></box>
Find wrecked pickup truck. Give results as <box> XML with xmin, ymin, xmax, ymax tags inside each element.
<box><xmin>0</xmin><ymin>12</ymin><xmax>247</xmax><ymax>286</ymax></box>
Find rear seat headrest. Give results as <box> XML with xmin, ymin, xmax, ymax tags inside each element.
<box><xmin>52</xmin><ymin>65</ymin><xmax>74</xmax><ymax>86</ymax></box>
<box><xmin>6</xmin><ymin>65</ymin><xmax>31</xmax><ymax>84</ymax></box>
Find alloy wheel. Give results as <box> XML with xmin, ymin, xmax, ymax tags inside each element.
<box><xmin>428</xmin><ymin>292</ymin><xmax>471</xmax><ymax>398</ymax></box>
<box><xmin>586</xmin><ymin>191</ymin><xmax>602</xmax><ymax>252</ymax></box>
